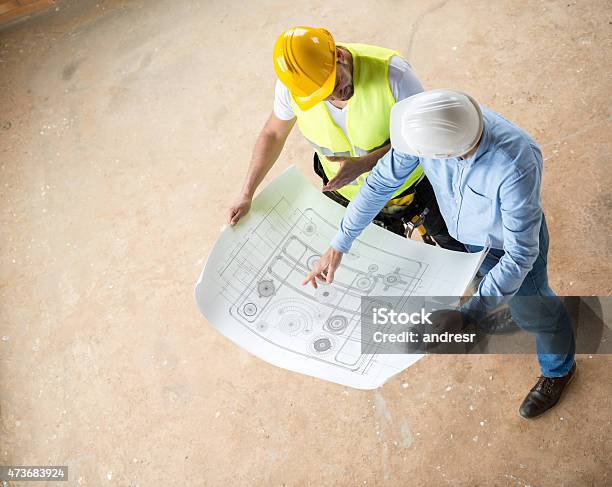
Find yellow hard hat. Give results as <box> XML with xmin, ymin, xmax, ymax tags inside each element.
<box><xmin>273</xmin><ymin>26</ymin><xmax>337</xmax><ymax>111</ymax></box>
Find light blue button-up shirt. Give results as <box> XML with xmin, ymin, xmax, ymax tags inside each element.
<box><xmin>330</xmin><ymin>107</ymin><xmax>544</xmax><ymax>319</ymax></box>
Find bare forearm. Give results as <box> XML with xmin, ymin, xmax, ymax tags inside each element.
<box><xmin>227</xmin><ymin>114</ymin><xmax>293</xmax><ymax>226</ymax></box>
<box><xmin>362</xmin><ymin>143</ymin><xmax>391</xmax><ymax>171</ymax></box>
<box><xmin>240</xmin><ymin>132</ymin><xmax>286</xmax><ymax>198</ymax></box>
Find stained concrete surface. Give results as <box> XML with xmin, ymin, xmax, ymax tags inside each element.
<box><xmin>0</xmin><ymin>0</ymin><xmax>611</xmax><ymax>485</ymax></box>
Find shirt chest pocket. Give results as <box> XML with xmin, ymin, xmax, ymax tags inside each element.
<box><xmin>461</xmin><ymin>185</ymin><xmax>493</xmax><ymax>220</ymax></box>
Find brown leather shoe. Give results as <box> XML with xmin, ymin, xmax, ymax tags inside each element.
<box><xmin>519</xmin><ymin>362</ymin><xmax>576</xmax><ymax>419</ymax></box>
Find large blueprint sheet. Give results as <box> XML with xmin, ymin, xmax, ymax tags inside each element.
<box><xmin>195</xmin><ymin>167</ymin><xmax>486</xmax><ymax>389</ymax></box>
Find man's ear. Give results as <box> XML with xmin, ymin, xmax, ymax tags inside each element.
<box><xmin>336</xmin><ymin>47</ymin><xmax>346</xmax><ymax>63</ymax></box>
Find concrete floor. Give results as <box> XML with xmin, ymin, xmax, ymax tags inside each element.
<box><xmin>0</xmin><ymin>0</ymin><xmax>611</xmax><ymax>485</ymax></box>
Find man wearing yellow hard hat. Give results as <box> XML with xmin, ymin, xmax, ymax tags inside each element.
<box><xmin>227</xmin><ymin>26</ymin><xmax>463</xmax><ymax>251</ymax></box>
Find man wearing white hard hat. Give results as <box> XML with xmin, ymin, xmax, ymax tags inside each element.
<box><xmin>303</xmin><ymin>89</ymin><xmax>576</xmax><ymax>419</ymax></box>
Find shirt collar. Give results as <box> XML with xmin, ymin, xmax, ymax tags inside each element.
<box><xmin>466</xmin><ymin>118</ymin><xmax>490</xmax><ymax>164</ymax></box>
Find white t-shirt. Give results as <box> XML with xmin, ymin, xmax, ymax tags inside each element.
<box><xmin>273</xmin><ymin>55</ymin><xmax>423</xmax><ymax>150</ymax></box>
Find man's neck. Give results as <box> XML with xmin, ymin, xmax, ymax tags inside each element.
<box><xmin>460</xmin><ymin>145</ymin><xmax>478</xmax><ymax>160</ymax></box>
<box><xmin>329</xmin><ymin>99</ymin><xmax>348</xmax><ymax>109</ymax></box>
<box><xmin>329</xmin><ymin>48</ymin><xmax>354</xmax><ymax>109</ymax></box>
<box><xmin>342</xmin><ymin>47</ymin><xmax>354</xmax><ymax>77</ymax></box>
<box><xmin>459</xmin><ymin>131</ymin><xmax>483</xmax><ymax>160</ymax></box>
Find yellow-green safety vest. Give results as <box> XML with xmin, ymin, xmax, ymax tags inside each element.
<box><xmin>289</xmin><ymin>43</ymin><xmax>424</xmax><ymax>203</ymax></box>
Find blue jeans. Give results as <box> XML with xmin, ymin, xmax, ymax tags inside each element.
<box><xmin>464</xmin><ymin>215</ymin><xmax>575</xmax><ymax>377</ymax></box>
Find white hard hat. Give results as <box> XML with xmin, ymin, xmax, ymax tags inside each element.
<box><xmin>390</xmin><ymin>89</ymin><xmax>483</xmax><ymax>159</ymax></box>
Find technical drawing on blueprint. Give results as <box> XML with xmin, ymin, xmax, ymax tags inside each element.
<box><xmin>195</xmin><ymin>166</ymin><xmax>487</xmax><ymax>389</ymax></box>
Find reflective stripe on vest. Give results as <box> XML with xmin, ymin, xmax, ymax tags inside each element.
<box><xmin>289</xmin><ymin>42</ymin><xmax>423</xmax><ymax>202</ymax></box>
